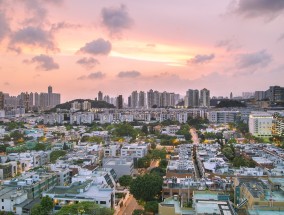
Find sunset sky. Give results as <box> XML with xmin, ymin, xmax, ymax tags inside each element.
<box><xmin>0</xmin><ymin>0</ymin><xmax>284</xmax><ymax>102</ymax></box>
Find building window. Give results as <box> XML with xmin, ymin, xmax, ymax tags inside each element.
<box><xmin>1</xmin><ymin>199</ymin><xmax>3</xmax><ymax>202</ymax></box>
<box><xmin>2</xmin><ymin>206</ymin><xmax>4</xmax><ymax>209</ymax></box>
<box><xmin>100</xmin><ymin>201</ymin><xmax>106</xmax><ymax>204</ymax></box>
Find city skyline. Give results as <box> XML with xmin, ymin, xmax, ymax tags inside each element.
<box><xmin>0</xmin><ymin>0</ymin><xmax>284</xmax><ymax>102</ymax></box>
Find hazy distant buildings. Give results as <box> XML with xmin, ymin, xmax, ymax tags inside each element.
<box><xmin>200</xmin><ymin>88</ymin><xmax>210</xmax><ymax>107</ymax></box>
<box><xmin>0</xmin><ymin>92</ymin><xmax>4</xmax><ymax>110</ymax></box>
<box><xmin>82</xmin><ymin>101</ymin><xmax>91</xmax><ymax>111</ymax></box>
<box><xmin>125</xmin><ymin>89</ymin><xmax>179</xmax><ymax>109</ymax></box>
<box><xmin>117</xmin><ymin>95</ymin><xmax>123</xmax><ymax>109</ymax></box>
<box><xmin>254</xmin><ymin>91</ymin><xmax>265</xmax><ymax>101</ymax></box>
<box><xmin>103</xmin><ymin>95</ymin><xmax>110</xmax><ymax>103</ymax></box>
<box><xmin>242</xmin><ymin>92</ymin><xmax>254</xmax><ymax>99</ymax></box>
<box><xmin>138</xmin><ymin>91</ymin><xmax>146</xmax><ymax>108</ymax></box>
<box><xmin>21</xmin><ymin>92</ymin><xmax>30</xmax><ymax>111</ymax></box>
<box><xmin>185</xmin><ymin>89</ymin><xmax>199</xmax><ymax>107</ymax></box>
<box><xmin>147</xmin><ymin>89</ymin><xmax>154</xmax><ymax>108</ymax></box>
<box><xmin>267</xmin><ymin>86</ymin><xmax>284</xmax><ymax>103</ymax></box>
<box><xmin>98</xmin><ymin>91</ymin><xmax>103</xmax><ymax>101</ymax></box>
<box><xmin>208</xmin><ymin>111</ymin><xmax>239</xmax><ymax>124</ymax></box>
<box><xmin>153</xmin><ymin>90</ymin><xmax>161</xmax><ymax>107</ymax></box>
<box><xmin>71</xmin><ymin>101</ymin><xmax>81</xmax><ymax>110</ymax></box>
<box><xmin>131</xmin><ymin>91</ymin><xmax>138</xmax><ymax>108</ymax></box>
<box><xmin>2</xmin><ymin>86</ymin><xmax>60</xmax><ymax>111</ymax></box>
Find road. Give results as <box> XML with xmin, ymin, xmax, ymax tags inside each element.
<box><xmin>118</xmin><ymin>195</ymin><xmax>143</xmax><ymax>215</ymax></box>
<box><xmin>147</xmin><ymin>160</ymin><xmax>160</xmax><ymax>172</ymax></box>
<box><xmin>190</xmin><ymin>128</ymin><xmax>200</xmax><ymax>145</ymax></box>
<box><xmin>190</xmin><ymin>128</ymin><xmax>201</xmax><ymax>179</ymax></box>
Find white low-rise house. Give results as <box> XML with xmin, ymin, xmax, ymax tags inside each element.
<box><xmin>103</xmin><ymin>157</ymin><xmax>134</xmax><ymax>178</ymax></box>
<box><xmin>43</xmin><ymin>168</ymin><xmax>118</xmax><ymax>210</ymax></box>
<box><xmin>49</xmin><ymin>164</ymin><xmax>72</xmax><ymax>186</ymax></box>
<box><xmin>203</xmin><ymin>157</ymin><xmax>229</xmax><ymax>174</ymax></box>
<box><xmin>24</xmin><ymin>129</ymin><xmax>44</xmax><ymax>139</ymax></box>
<box><xmin>267</xmin><ymin>165</ymin><xmax>284</xmax><ymax>176</ymax></box>
<box><xmin>0</xmin><ymin>161</ymin><xmax>17</xmax><ymax>180</ymax></box>
<box><xmin>120</xmin><ymin>144</ymin><xmax>148</xmax><ymax>158</ymax></box>
<box><xmin>0</xmin><ymin>187</ymin><xmax>28</xmax><ymax>214</ymax></box>
<box><xmin>167</xmin><ymin>144</ymin><xmax>195</xmax><ymax>175</ymax></box>
<box><xmin>167</xmin><ymin>160</ymin><xmax>195</xmax><ymax>173</ymax></box>
<box><xmin>234</xmin><ymin>167</ymin><xmax>264</xmax><ymax>176</ymax></box>
<box><xmin>161</xmin><ymin>125</ymin><xmax>180</xmax><ymax>136</ymax></box>
<box><xmin>251</xmin><ymin>157</ymin><xmax>274</xmax><ymax>166</ymax></box>
<box><xmin>104</xmin><ymin>144</ymin><xmax>120</xmax><ymax>157</ymax></box>
<box><xmin>43</xmin><ymin>180</ymin><xmax>114</xmax><ymax>210</ymax></box>
<box><xmin>7</xmin><ymin>151</ymin><xmax>50</xmax><ymax>170</ymax></box>
<box><xmin>72</xmin><ymin>168</ymin><xmax>117</xmax><ymax>187</ymax></box>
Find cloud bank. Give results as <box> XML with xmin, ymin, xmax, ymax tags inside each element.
<box><xmin>25</xmin><ymin>54</ymin><xmax>59</xmax><ymax>71</ymax></box>
<box><xmin>78</xmin><ymin>38</ymin><xmax>111</xmax><ymax>55</ymax></box>
<box><xmin>78</xmin><ymin>72</ymin><xmax>106</xmax><ymax>80</ymax></box>
<box><xmin>117</xmin><ymin>70</ymin><xmax>140</xmax><ymax>78</ymax></box>
<box><xmin>101</xmin><ymin>4</ymin><xmax>133</xmax><ymax>35</ymax></box>
<box><xmin>188</xmin><ymin>54</ymin><xmax>215</xmax><ymax>64</ymax></box>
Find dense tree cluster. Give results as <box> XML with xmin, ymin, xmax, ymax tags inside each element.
<box><xmin>55</xmin><ymin>202</ymin><xmax>113</xmax><ymax>215</ymax></box>
<box><xmin>130</xmin><ymin>173</ymin><xmax>163</xmax><ymax>202</ymax></box>
<box><xmin>49</xmin><ymin>99</ymin><xmax>115</xmax><ymax>112</ymax></box>
<box><xmin>216</xmin><ymin>100</ymin><xmax>246</xmax><ymax>108</ymax></box>
<box><xmin>31</xmin><ymin>196</ymin><xmax>53</xmax><ymax>215</ymax></box>
<box><xmin>50</xmin><ymin>150</ymin><xmax>67</xmax><ymax>163</ymax></box>
<box><xmin>111</xmin><ymin>122</ymin><xmax>139</xmax><ymax>139</ymax></box>
<box><xmin>187</xmin><ymin>116</ymin><xmax>208</xmax><ymax>130</ymax></box>
<box><xmin>118</xmin><ymin>175</ymin><xmax>133</xmax><ymax>187</ymax></box>
<box><xmin>176</xmin><ymin>124</ymin><xmax>192</xmax><ymax>141</ymax></box>
<box><xmin>137</xmin><ymin>149</ymin><xmax>167</xmax><ymax>168</ymax></box>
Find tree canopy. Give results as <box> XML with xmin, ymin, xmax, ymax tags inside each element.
<box><xmin>112</xmin><ymin>123</ymin><xmax>139</xmax><ymax>139</ymax></box>
<box><xmin>49</xmin><ymin>99</ymin><xmax>115</xmax><ymax>112</ymax></box>
<box><xmin>130</xmin><ymin>173</ymin><xmax>163</xmax><ymax>202</ymax></box>
<box><xmin>50</xmin><ymin>150</ymin><xmax>67</xmax><ymax>163</ymax></box>
<box><xmin>216</xmin><ymin>100</ymin><xmax>246</xmax><ymax>108</ymax></box>
<box><xmin>119</xmin><ymin>175</ymin><xmax>133</xmax><ymax>187</ymax></box>
<box><xmin>55</xmin><ymin>202</ymin><xmax>113</xmax><ymax>215</ymax></box>
<box><xmin>31</xmin><ymin>196</ymin><xmax>53</xmax><ymax>215</ymax></box>
<box><xmin>144</xmin><ymin>201</ymin><xmax>159</xmax><ymax>214</ymax></box>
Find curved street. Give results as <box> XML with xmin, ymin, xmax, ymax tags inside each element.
<box><xmin>117</xmin><ymin>195</ymin><xmax>143</xmax><ymax>215</ymax></box>
<box><xmin>190</xmin><ymin>128</ymin><xmax>201</xmax><ymax>179</ymax></box>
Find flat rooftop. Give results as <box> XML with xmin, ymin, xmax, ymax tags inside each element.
<box><xmin>194</xmin><ymin>193</ymin><xmax>218</xmax><ymax>201</ymax></box>
<box><xmin>46</xmin><ymin>180</ymin><xmax>113</xmax><ymax>199</ymax></box>
<box><xmin>248</xmin><ymin>209</ymin><xmax>284</xmax><ymax>215</ymax></box>
<box><xmin>161</xmin><ymin>197</ymin><xmax>194</xmax><ymax>215</ymax></box>
<box><xmin>265</xmin><ymin>191</ymin><xmax>284</xmax><ymax>202</ymax></box>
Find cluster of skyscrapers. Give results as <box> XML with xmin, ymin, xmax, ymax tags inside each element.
<box><xmin>1</xmin><ymin>85</ymin><xmax>283</xmax><ymax>113</ymax></box>
<box><xmin>184</xmin><ymin>88</ymin><xmax>210</xmax><ymax>108</ymax></box>
<box><xmin>0</xmin><ymin>86</ymin><xmax>61</xmax><ymax>112</ymax></box>
<box><xmin>127</xmin><ymin>90</ymin><xmax>180</xmax><ymax>108</ymax></box>
<box><xmin>255</xmin><ymin>86</ymin><xmax>284</xmax><ymax>103</ymax></box>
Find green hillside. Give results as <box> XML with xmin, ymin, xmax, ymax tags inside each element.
<box><xmin>49</xmin><ymin>99</ymin><xmax>115</xmax><ymax>111</ymax></box>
